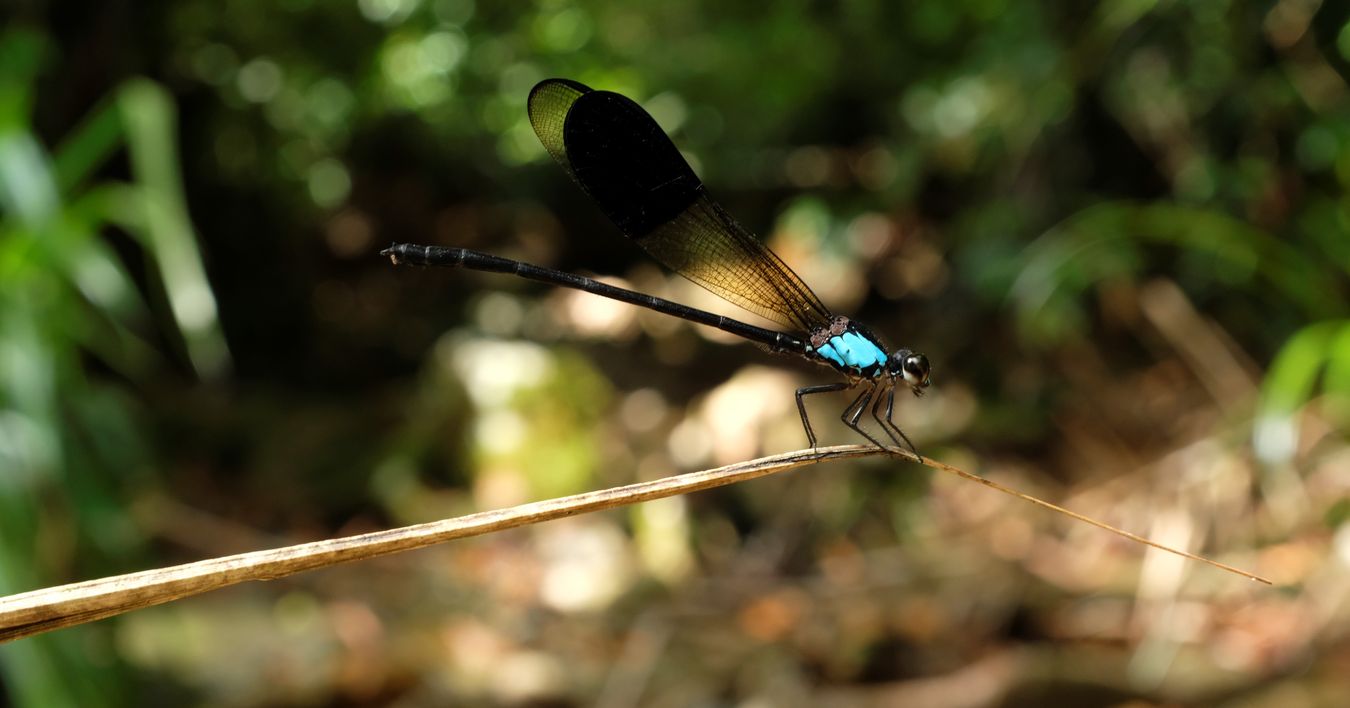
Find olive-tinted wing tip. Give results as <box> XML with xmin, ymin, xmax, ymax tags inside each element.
<box><xmin>530</xmin><ymin>77</ymin><xmax>592</xmax><ymax>100</ymax></box>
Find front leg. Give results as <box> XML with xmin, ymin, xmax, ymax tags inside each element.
<box><xmin>873</xmin><ymin>384</ymin><xmax>921</xmax><ymax>461</ymax></box>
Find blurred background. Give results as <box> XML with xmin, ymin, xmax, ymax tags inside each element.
<box><xmin>2</xmin><ymin>0</ymin><xmax>1349</xmax><ymax>705</ymax></box>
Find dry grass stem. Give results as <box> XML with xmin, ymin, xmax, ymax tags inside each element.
<box><xmin>0</xmin><ymin>445</ymin><xmax>1269</xmax><ymax>644</ymax></box>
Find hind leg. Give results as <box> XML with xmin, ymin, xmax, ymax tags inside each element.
<box><xmin>795</xmin><ymin>382</ymin><xmax>852</xmax><ymax>448</ymax></box>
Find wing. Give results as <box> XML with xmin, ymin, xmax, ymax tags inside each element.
<box><xmin>527</xmin><ymin>78</ymin><xmax>834</xmax><ymax>334</ymax></box>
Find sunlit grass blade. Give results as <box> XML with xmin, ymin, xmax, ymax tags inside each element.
<box><xmin>118</xmin><ymin>79</ymin><xmax>230</xmax><ymax>377</ymax></box>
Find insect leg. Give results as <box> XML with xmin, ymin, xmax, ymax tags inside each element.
<box><xmin>794</xmin><ymin>382</ymin><xmax>852</xmax><ymax>449</ymax></box>
<box><xmin>874</xmin><ymin>384</ymin><xmax>921</xmax><ymax>460</ymax></box>
<box><xmin>841</xmin><ymin>384</ymin><xmax>887</xmax><ymax>450</ymax></box>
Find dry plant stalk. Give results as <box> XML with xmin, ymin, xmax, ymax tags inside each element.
<box><xmin>0</xmin><ymin>445</ymin><xmax>1270</xmax><ymax>644</ymax></box>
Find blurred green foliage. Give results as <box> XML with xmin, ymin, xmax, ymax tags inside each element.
<box><xmin>0</xmin><ymin>28</ymin><xmax>224</xmax><ymax>706</ymax></box>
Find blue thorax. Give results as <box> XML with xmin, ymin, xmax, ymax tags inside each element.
<box><xmin>812</xmin><ymin>323</ymin><xmax>888</xmax><ymax>378</ymax></box>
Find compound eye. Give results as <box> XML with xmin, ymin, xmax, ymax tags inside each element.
<box><xmin>903</xmin><ymin>354</ymin><xmax>930</xmax><ymax>387</ymax></box>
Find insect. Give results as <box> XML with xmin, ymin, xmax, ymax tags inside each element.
<box><xmin>384</xmin><ymin>78</ymin><xmax>930</xmax><ymax>455</ymax></box>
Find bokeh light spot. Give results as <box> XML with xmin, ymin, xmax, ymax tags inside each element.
<box><xmin>358</xmin><ymin>0</ymin><xmax>420</xmax><ymax>25</ymax></box>
<box><xmin>534</xmin><ymin>7</ymin><xmax>593</xmax><ymax>53</ymax></box>
<box><xmin>307</xmin><ymin>158</ymin><xmax>351</xmax><ymax>208</ymax></box>
<box><xmin>237</xmin><ymin>59</ymin><xmax>283</xmax><ymax>103</ymax></box>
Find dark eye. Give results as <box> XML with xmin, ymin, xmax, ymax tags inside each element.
<box><xmin>903</xmin><ymin>354</ymin><xmax>930</xmax><ymax>383</ymax></box>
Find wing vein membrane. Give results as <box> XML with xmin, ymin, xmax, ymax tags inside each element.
<box><xmin>527</xmin><ymin>78</ymin><xmax>833</xmax><ymax>334</ymax></box>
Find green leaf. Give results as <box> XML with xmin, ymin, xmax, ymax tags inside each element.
<box><xmin>1261</xmin><ymin>320</ymin><xmax>1344</xmax><ymax>416</ymax></box>
<box><xmin>117</xmin><ymin>79</ymin><xmax>231</xmax><ymax>377</ymax></box>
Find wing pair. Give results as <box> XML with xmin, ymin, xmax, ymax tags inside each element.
<box><xmin>527</xmin><ymin>78</ymin><xmax>833</xmax><ymax>335</ymax></box>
